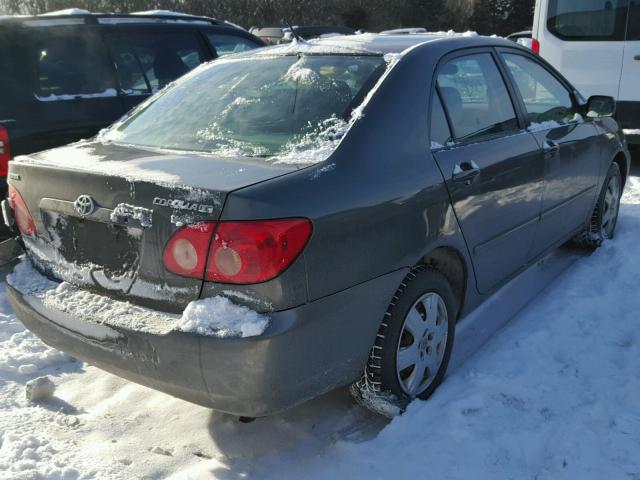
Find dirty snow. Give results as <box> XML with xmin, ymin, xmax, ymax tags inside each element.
<box><xmin>0</xmin><ymin>177</ymin><xmax>639</xmax><ymax>478</ymax></box>
<box><xmin>177</xmin><ymin>296</ymin><xmax>269</xmax><ymax>338</ymax></box>
<box><xmin>6</xmin><ymin>257</ymin><xmax>267</xmax><ymax>340</ymax></box>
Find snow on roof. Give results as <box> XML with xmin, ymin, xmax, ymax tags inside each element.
<box><xmin>39</xmin><ymin>8</ymin><xmax>91</xmax><ymax>16</ymax></box>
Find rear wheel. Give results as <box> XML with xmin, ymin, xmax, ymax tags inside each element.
<box><xmin>350</xmin><ymin>267</ymin><xmax>457</xmax><ymax>416</ymax></box>
<box><xmin>572</xmin><ymin>162</ymin><xmax>622</xmax><ymax>249</ymax></box>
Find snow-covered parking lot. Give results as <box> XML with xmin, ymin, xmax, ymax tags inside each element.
<box><xmin>1</xmin><ymin>173</ymin><xmax>640</xmax><ymax>479</ymax></box>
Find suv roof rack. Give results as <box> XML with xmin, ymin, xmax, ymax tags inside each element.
<box><xmin>0</xmin><ymin>10</ymin><xmax>227</xmax><ymax>27</ymax></box>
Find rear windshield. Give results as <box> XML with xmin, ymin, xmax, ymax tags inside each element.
<box><xmin>101</xmin><ymin>54</ymin><xmax>387</xmax><ymax>164</ymax></box>
<box><xmin>547</xmin><ymin>0</ymin><xmax>629</xmax><ymax>41</ymax></box>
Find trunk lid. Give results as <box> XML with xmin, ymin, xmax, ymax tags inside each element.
<box><xmin>10</xmin><ymin>141</ymin><xmax>296</xmax><ymax>312</ymax></box>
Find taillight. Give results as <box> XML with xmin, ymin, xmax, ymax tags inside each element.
<box><xmin>532</xmin><ymin>38</ymin><xmax>540</xmax><ymax>54</ymax></box>
<box><xmin>162</xmin><ymin>218</ymin><xmax>313</xmax><ymax>284</ymax></box>
<box><xmin>8</xmin><ymin>185</ymin><xmax>36</xmax><ymax>237</ymax></box>
<box><xmin>206</xmin><ymin>219</ymin><xmax>312</xmax><ymax>284</ymax></box>
<box><xmin>163</xmin><ymin>222</ymin><xmax>216</xmax><ymax>279</ymax></box>
<box><xmin>0</xmin><ymin>125</ymin><xmax>11</xmax><ymax>177</ymax></box>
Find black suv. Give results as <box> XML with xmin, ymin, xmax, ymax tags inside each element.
<box><xmin>0</xmin><ymin>11</ymin><xmax>264</xmax><ymax>196</ymax></box>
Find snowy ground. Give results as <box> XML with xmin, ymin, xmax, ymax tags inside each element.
<box><xmin>2</xmin><ymin>175</ymin><xmax>640</xmax><ymax>479</ymax></box>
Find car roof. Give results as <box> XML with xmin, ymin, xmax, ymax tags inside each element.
<box><xmin>0</xmin><ymin>10</ymin><xmax>234</xmax><ymax>28</ymax></box>
<box><xmin>258</xmin><ymin>32</ymin><xmax>518</xmax><ymax>55</ymax></box>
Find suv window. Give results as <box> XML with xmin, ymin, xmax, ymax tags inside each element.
<box><xmin>502</xmin><ymin>53</ymin><xmax>579</xmax><ymax>126</ymax></box>
<box><xmin>207</xmin><ymin>33</ymin><xmax>260</xmax><ymax>57</ymax></box>
<box><xmin>36</xmin><ymin>38</ymin><xmax>116</xmax><ymax>98</ymax></box>
<box><xmin>627</xmin><ymin>1</ymin><xmax>640</xmax><ymax>40</ymax></box>
<box><xmin>430</xmin><ymin>92</ymin><xmax>452</xmax><ymax>148</ymax></box>
<box><xmin>108</xmin><ymin>33</ymin><xmax>205</xmax><ymax>93</ymax></box>
<box><xmin>437</xmin><ymin>53</ymin><xmax>518</xmax><ymax>142</ymax></box>
<box><xmin>547</xmin><ymin>0</ymin><xmax>629</xmax><ymax>41</ymax></box>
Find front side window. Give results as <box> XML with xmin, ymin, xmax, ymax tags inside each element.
<box><xmin>547</xmin><ymin>0</ymin><xmax>629</xmax><ymax>41</ymax></box>
<box><xmin>207</xmin><ymin>34</ymin><xmax>261</xmax><ymax>57</ymax></box>
<box><xmin>503</xmin><ymin>53</ymin><xmax>579</xmax><ymax>126</ymax></box>
<box><xmin>101</xmin><ymin>55</ymin><xmax>387</xmax><ymax>162</ymax></box>
<box><xmin>437</xmin><ymin>53</ymin><xmax>518</xmax><ymax>142</ymax></box>
<box><xmin>36</xmin><ymin>38</ymin><xmax>115</xmax><ymax>98</ymax></box>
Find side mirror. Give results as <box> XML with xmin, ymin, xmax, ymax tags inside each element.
<box><xmin>586</xmin><ymin>95</ymin><xmax>616</xmax><ymax>118</ymax></box>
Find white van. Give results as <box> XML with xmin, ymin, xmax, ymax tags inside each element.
<box><xmin>533</xmin><ymin>0</ymin><xmax>640</xmax><ymax>143</ymax></box>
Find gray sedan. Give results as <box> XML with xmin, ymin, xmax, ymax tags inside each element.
<box><xmin>5</xmin><ymin>33</ymin><xmax>629</xmax><ymax>417</ymax></box>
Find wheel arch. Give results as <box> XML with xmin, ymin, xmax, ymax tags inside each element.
<box><xmin>419</xmin><ymin>246</ymin><xmax>468</xmax><ymax>319</ymax></box>
<box><xmin>612</xmin><ymin>150</ymin><xmax>628</xmax><ymax>188</ymax></box>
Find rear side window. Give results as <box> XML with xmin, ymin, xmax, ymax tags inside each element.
<box><xmin>36</xmin><ymin>38</ymin><xmax>116</xmax><ymax>98</ymax></box>
<box><xmin>437</xmin><ymin>53</ymin><xmax>518</xmax><ymax>142</ymax></box>
<box><xmin>107</xmin><ymin>33</ymin><xmax>205</xmax><ymax>93</ymax></box>
<box><xmin>547</xmin><ymin>0</ymin><xmax>629</xmax><ymax>41</ymax></box>
<box><xmin>627</xmin><ymin>1</ymin><xmax>640</xmax><ymax>40</ymax></box>
<box><xmin>207</xmin><ymin>33</ymin><xmax>260</xmax><ymax>57</ymax></box>
<box><xmin>430</xmin><ymin>93</ymin><xmax>452</xmax><ymax>148</ymax></box>
<box><xmin>502</xmin><ymin>54</ymin><xmax>579</xmax><ymax>126</ymax></box>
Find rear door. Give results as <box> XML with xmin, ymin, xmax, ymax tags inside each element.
<box><xmin>618</xmin><ymin>1</ymin><xmax>640</xmax><ymax>132</ymax></box>
<box><xmin>24</xmin><ymin>25</ymin><xmax>123</xmax><ymax>153</ymax></box>
<box><xmin>499</xmin><ymin>50</ymin><xmax>601</xmax><ymax>257</ymax></box>
<box><xmin>432</xmin><ymin>50</ymin><xmax>545</xmax><ymax>294</ymax></box>
<box><xmin>105</xmin><ymin>28</ymin><xmax>210</xmax><ymax>113</ymax></box>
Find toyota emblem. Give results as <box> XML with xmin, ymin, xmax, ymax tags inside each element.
<box><xmin>74</xmin><ymin>194</ymin><xmax>95</xmax><ymax>216</ymax></box>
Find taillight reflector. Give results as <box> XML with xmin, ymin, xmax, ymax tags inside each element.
<box><xmin>0</xmin><ymin>125</ymin><xmax>11</xmax><ymax>177</ymax></box>
<box><xmin>532</xmin><ymin>38</ymin><xmax>540</xmax><ymax>54</ymax></box>
<box><xmin>8</xmin><ymin>185</ymin><xmax>36</xmax><ymax>237</ymax></box>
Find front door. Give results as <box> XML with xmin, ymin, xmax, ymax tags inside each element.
<box><xmin>432</xmin><ymin>51</ymin><xmax>545</xmax><ymax>294</ymax></box>
<box><xmin>499</xmin><ymin>51</ymin><xmax>601</xmax><ymax>257</ymax></box>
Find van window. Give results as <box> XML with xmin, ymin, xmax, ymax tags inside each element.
<box><xmin>207</xmin><ymin>34</ymin><xmax>260</xmax><ymax>57</ymax></box>
<box><xmin>547</xmin><ymin>0</ymin><xmax>629</xmax><ymax>41</ymax></box>
<box><xmin>627</xmin><ymin>1</ymin><xmax>640</xmax><ymax>40</ymax></box>
<box><xmin>430</xmin><ymin>92</ymin><xmax>452</xmax><ymax>148</ymax></box>
<box><xmin>36</xmin><ymin>38</ymin><xmax>116</xmax><ymax>98</ymax></box>
<box><xmin>437</xmin><ymin>54</ymin><xmax>518</xmax><ymax>142</ymax></box>
<box><xmin>107</xmin><ymin>33</ymin><xmax>205</xmax><ymax>93</ymax></box>
<box><xmin>503</xmin><ymin>54</ymin><xmax>579</xmax><ymax>125</ymax></box>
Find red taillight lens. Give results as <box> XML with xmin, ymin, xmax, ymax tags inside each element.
<box><xmin>0</xmin><ymin>125</ymin><xmax>11</xmax><ymax>177</ymax></box>
<box><xmin>532</xmin><ymin>38</ymin><xmax>540</xmax><ymax>54</ymax></box>
<box><xmin>163</xmin><ymin>222</ymin><xmax>216</xmax><ymax>278</ymax></box>
<box><xmin>8</xmin><ymin>185</ymin><xmax>36</xmax><ymax>237</ymax></box>
<box><xmin>206</xmin><ymin>219</ymin><xmax>312</xmax><ymax>284</ymax></box>
<box><xmin>163</xmin><ymin>219</ymin><xmax>312</xmax><ymax>284</ymax></box>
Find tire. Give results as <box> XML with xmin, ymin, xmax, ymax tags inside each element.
<box><xmin>350</xmin><ymin>267</ymin><xmax>458</xmax><ymax>417</ymax></box>
<box><xmin>572</xmin><ymin>162</ymin><xmax>622</xmax><ymax>249</ymax></box>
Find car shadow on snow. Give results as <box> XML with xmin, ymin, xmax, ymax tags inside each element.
<box><xmin>203</xmin><ymin>386</ymin><xmax>388</xmax><ymax>475</ymax></box>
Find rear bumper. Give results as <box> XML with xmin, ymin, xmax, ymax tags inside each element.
<box><xmin>7</xmin><ymin>266</ymin><xmax>405</xmax><ymax>417</ymax></box>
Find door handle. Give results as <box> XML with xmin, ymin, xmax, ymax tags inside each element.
<box><xmin>452</xmin><ymin>160</ymin><xmax>481</xmax><ymax>184</ymax></box>
<box><xmin>634</xmin><ymin>54</ymin><xmax>640</xmax><ymax>61</ymax></box>
<box><xmin>543</xmin><ymin>139</ymin><xmax>560</xmax><ymax>156</ymax></box>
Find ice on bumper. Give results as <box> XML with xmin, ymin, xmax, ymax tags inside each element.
<box><xmin>6</xmin><ymin>259</ymin><xmax>269</xmax><ymax>340</ymax></box>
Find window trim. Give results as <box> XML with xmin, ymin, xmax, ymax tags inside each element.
<box><xmin>495</xmin><ymin>47</ymin><xmax>588</xmax><ymax>129</ymax></box>
<box><xmin>430</xmin><ymin>47</ymin><xmax>526</xmax><ymax>149</ymax></box>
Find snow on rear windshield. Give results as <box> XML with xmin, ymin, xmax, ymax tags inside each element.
<box><xmin>100</xmin><ymin>54</ymin><xmax>387</xmax><ymax>164</ymax></box>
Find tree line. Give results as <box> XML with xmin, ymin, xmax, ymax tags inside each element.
<box><xmin>0</xmin><ymin>0</ymin><xmax>535</xmax><ymax>36</ymax></box>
